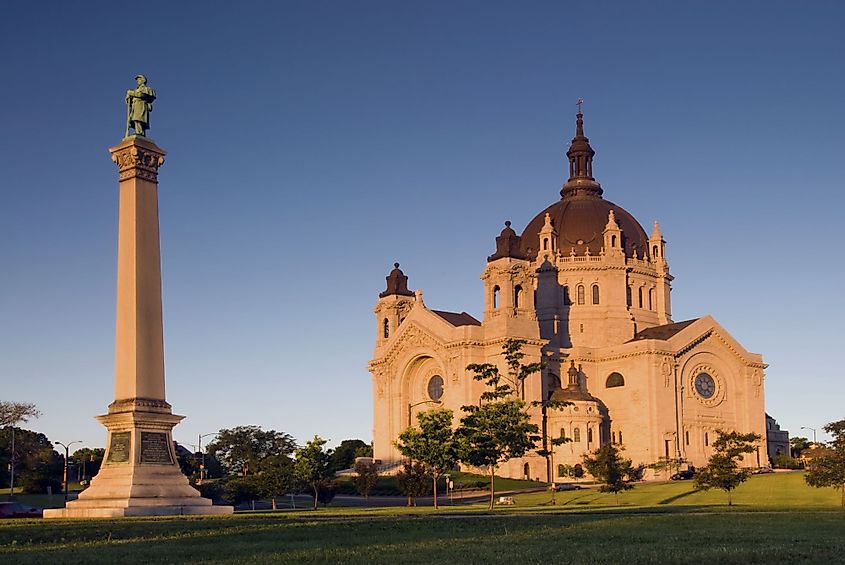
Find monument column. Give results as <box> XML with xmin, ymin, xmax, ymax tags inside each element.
<box><xmin>44</xmin><ymin>78</ymin><xmax>232</xmax><ymax>517</ymax></box>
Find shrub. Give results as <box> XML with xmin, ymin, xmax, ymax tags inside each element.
<box><xmin>772</xmin><ymin>454</ymin><xmax>802</xmax><ymax>469</ymax></box>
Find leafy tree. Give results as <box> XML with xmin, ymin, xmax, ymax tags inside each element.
<box><xmin>582</xmin><ymin>443</ymin><xmax>635</xmax><ymax>505</ymax></box>
<box><xmin>256</xmin><ymin>454</ymin><xmax>294</xmax><ymax>510</ymax></box>
<box><xmin>223</xmin><ymin>475</ymin><xmax>263</xmax><ymax>506</ymax></box>
<box><xmin>395</xmin><ymin>408</ymin><xmax>458</xmax><ymax>509</ymax></box>
<box><xmin>648</xmin><ymin>456</ymin><xmax>688</xmax><ymax>478</ymax></box>
<box><xmin>772</xmin><ymin>454</ymin><xmax>802</xmax><ymax>470</ymax></box>
<box><xmin>458</xmin><ymin>339</ymin><xmax>541</xmax><ymax>509</ymax></box>
<box><xmin>0</xmin><ymin>401</ymin><xmax>40</xmax><ymax>496</ymax></box>
<box><xmin>353</xmin><ymin>459</ymin><xmax>379</xmax><ymax>502</ymax></box>
<box><xmin>790</xmin><ymin>436</ymin><xmax>812</xmax><ymax>457</ymax></box>
<box><xmin>456</xmin><ymin>399</ymin><xmax>539</xmax><ymax>509</ymax></box>
<box><xmin>71</xmin><ymin>447</ymin><xmax>104</xmax><ymax>482</ymax></box>
<box><xmin>531</xmin><ymin>394</ymin><xmax>572</xmax><ymax>486</ymax></box>
<box><xmin>328</xmin><ymin>439</ymin><xmax>371</xmax><ymax>474</ymax></box>
<box><xmin>395</xmin><ymin>461</ymin><xmax>430</xmax><ymax>506</ymax></box>
<box><xmin>694</xmin><ymin>430</ymin><xmax>761</xmax><ymax>505</ymax></box>
<box><xmin>0</xmin><ymin>428</ymin><xmax>61</xmax><ymax>494</ymax></box>
<box><xmin>804</xmin><ymin>419</ymin><xmax>845</xmax><ymax>506</ymax></box>
<box><xmin>293</xmin><ymin>436</ymin><xmax>333</xmax><ymax>510</ymax></box>
<box><xmin>206</xmin><ymin>426</ymin><xmax>296</xmax><ymax>476</ymax></box>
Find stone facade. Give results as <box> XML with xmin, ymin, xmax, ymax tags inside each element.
<box><xmin>368</xmin><ymin>113</ymin><xmax>768</xmax><ymax>481</ymax></box>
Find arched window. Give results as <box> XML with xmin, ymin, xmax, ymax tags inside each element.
<box><xmin>523</xmin><ymin>462</ymin><xmax>530</xmax><ymax>480</ymax></box>
<box><xmin>577</xmin><ymin>285</ymin><xmax>585</xmax><ymax>305</ymax></box>
<box><xmin>514</xmin><ymin>285</ymin><xmax>523</xmax><ymax>308</ymax></box>
<box><xmin>587</xmin><ymin>427</ymin><xmax>593</xmax><ymax>443</ymax></box>
<box><xmin>543</xmin><ymin>238</ymin><xmax>549</xmax><ymax>251</ymax></box>
<box><xmin>562</xmin><ymin>286</ymin><xmax>571</xmax><ymax>306</ymax></box>
<box><xmin>383</xmin><ymin>318</ymin><xmax>389</xmax><ymax>339</ymax></box>
<box><xmin>638</xmin><ymin>287</ymin><xmax>643</xmax><ymax>308</ymax></box>
<box><xmin>592</xmin><ymin>284</ymin><xmax>600</xmax><ymax>305</ymax></box>
<box><xmin>573</xmin><ymin>427</ymin><xmax>581</xmax><ymax>442</ymax></box>
<box><xmin>619</xmin><ymin>431</ymin><xmax>623</xmax><ymax>444</ymax></box>
<box><xmin>626</xmin><ymin>286</ymin><xmax>632</xmax><ymax>307</ymax></box>
<box><xmin>685</xmin><ymin>431</ymin><xmax>690</xmax><ymax>445</ymax></box>
<box><xmin>649</xmin><ymin>288</ymin><xmax>655</xmax><ymax>310</ymax></box>
<box><xmin>611</xmin><ymin>234</ymin><xmax>617</xmax><ymax>247</ymax></box>
<box><xmin>652</xmin><ymin>245</ymin><xmax>659</xmax><ymax>258</ymax></box>
<box><xmin>559</xmin><ymin>427</ymin><xmax>566</xmax><ymax>439</ymax></box>
<box><xmin>705</xmin><ymin>432</ymin><xmax>709</xmax><ymax>446</ymax></box>
<box><xmin>612</xmin><ymin>431</ymin><xmax>617</xmax><ymax>444</ymax></box>
<box><xmin>492</xmin><ymin>286</ymin><xmax>500</xmax><ymax>309</ymax></box>
<box><xmin>606</xmin><ymin>372</ymin><xmax>625</xmax><ymax>388</ymax></box>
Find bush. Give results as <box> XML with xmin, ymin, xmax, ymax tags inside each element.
<box><xmin>772</xmin><ymin>454</ymin><xmax>802</xmax><ymax>469</ymax></box>
<box><xmin>196</xmin><ymin>480</ymin><xmax>226</xmax><ymax>502</ymax></box>
<box><xmin>18</xmin><ymin>472</ymin><xmax>62</xmax><ymax>494</ymax></box>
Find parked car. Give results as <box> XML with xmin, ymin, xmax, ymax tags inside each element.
<box><xmin>752</xmin><ymin>466</ymin><xmax>774</xmax><ymax>474</ymax></box>
<box><xmin>0</xmin><ymin>502</ymin><xmax>43</xmax><ymax>518</ymax></box>
<box><xmin>554</xmin><ymin>483</ymin><xmax>583</xmax><ymax>491</ymax></box>
<box><xmin>670</xmin><ymin>469</ymin><xmax>696</xmax><ymax>480</ymax></box>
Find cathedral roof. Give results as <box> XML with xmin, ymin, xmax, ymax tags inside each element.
<box><xmin>431</xmin><ymin>310</ymin><xmax>481</xmax><ymax>327</ymax></box>
<box><xmin>516</xmin><ymin>111</ymin><xmax>651</xmax><ymax>260</ymax></box>
<box><xmin>379</xmin><ymin>263</ymin><xmax>415</xmax><ymax>298</ymax></box>
<box><xmin>629</xmin><ymin>319</ymin><xmax>699</xmax><ymax>341</ymax></box>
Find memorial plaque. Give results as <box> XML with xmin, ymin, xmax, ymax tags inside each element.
<box><xmin>140</xmin><ymin>432</ymin><xmax>173</xmax><ymax>464</ymax></box>
<box><xmin>106</xmin><ymin>431</ymin><xmax>131</xmax><ymax>464</ymax></box>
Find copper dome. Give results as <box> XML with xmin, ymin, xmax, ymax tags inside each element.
<box><xmin>518</xmin><ymin>111</ymin><xmax>650</xmax><ymax>260</ymax></box>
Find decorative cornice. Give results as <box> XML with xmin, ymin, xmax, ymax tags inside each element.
<box><xmin>109</xmin><ymin>138</ymin><xmax>166</xmax><ymax>182</ymax></box>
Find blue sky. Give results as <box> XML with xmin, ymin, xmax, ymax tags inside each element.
<box><xmin>1</xmin><ymin>1</ymin><xmax>843</xmax><ymax>450</ymax></box>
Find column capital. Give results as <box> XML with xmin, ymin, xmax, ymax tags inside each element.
<box><xmin>109</xmin><ymin>137</ymin><xmax>166</xmax><ymax>182</ymax></box>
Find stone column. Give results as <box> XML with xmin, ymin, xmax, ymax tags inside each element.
<box><xmin>44</xmin><ymin>137</ymin><xmax>232</xmax><ymax>518</ymax></box>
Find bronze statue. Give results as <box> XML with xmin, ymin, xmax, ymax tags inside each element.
<box><xmin>125</xmin><ymin>75</ymin><xmax>156</xmax><ymax>137</ymax></box>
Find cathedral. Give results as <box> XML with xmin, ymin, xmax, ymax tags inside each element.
<box><xmin>368</xmin><ymin>112</ymin><xmax>768</xmax><ymax>481</ymax></box>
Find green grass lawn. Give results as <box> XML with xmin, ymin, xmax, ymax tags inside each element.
<box><xmin>1</xmin><ymin>472</ymin><xmax>843</xmax><ymax>564</ymax></box>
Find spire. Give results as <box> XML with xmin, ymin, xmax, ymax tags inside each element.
<box><xmin>561</xmin><ymin>105</ymin><xmax>603</xmax><ymax>199</ymax></box>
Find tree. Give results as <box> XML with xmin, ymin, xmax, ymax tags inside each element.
<box><xmin>353</xmin><ymin>459</ymin><xmax>379</xmax><ymax>502</ymax></box>
<box><xmin>71</xmin><ymin>448</ymin><xmax>104</xmax><ymax>482</ymax></box>
<box><xmin>804</xmin><ymin>419</ymin><xmax>845</xmax><ymax>506</ymax></box>
<box><xmin>790</xmin><ymin>436</ymin><xmax>812</xmax><ymax>457</ymax></box>
<box><xmin>458</xmin><ymin>339</ymin><xmax>541</xmax><ymax>509</ymax></box>
<box><xmin>0</xmin><ymin>401</ymin><xmax>40</xmax><ymax>498</ymax></box>
<box><xmin>395</xmin><ymin>408</ymin><xmax>458</xmax><ymax>509</ymax></box>
<box><xmin>694</xmin><ymin>430</ymin><xmax>760</xmax><ymax>506</ymax></box>
<box><xmin>206</xmin><ymin>426</ymin><xmax>296</xmax><ymax>476</ymax></box>
<box><xmin>531</xmin><ymin>394</ymin><xmax>573</xmax><ymax>487</ymax></box>
<box><xmin>256</xmin><ymin>454</ymin><xmax>294</xmax><ymax>510</ymax></box>
<box><xmin>223</xmin><ymin>475</ymin><xmax>263</xmax><ymax>507</ymax></box>
<box><xmin>456</xmin><ymin>399</ymin><xmax>539</xmax><ymax>510</ymax></box>
<box><xmin>582</xmin><ymin>443</ymin><xmax>635</xmax><ymax>505</ymax></box>
<box><xmin>648</xmin><ymin>456</ymin><xmax>688</xmax><ymax>479</ymax></box>
<box><xmin>328</xmin><ymin>439</ymin><xmax>371</xmax><ymax>474</ymax></box>
<box><xmin>293</xmin><ymin>436</ymin><xmax>333</xmax><ymax>510</ymax></box>
<box><xmin>395</xmin><ymin>461</ymin><xmax>430</xmax><ymax>506</ymax></box>
<box><xmin>0</xmin><ymin>428</ymin><xmax>61</xmax><ymax>494</ymax></box>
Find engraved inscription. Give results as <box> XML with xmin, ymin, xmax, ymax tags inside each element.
<box><xmin>107</xmin><ymin>432</ymin><xmax>131</xmax><ymax>464</ymax></box>
<box><xmin>140</xmin><ymin>432</ymin><xmax>173</xmax><ymax>464</ymax></box>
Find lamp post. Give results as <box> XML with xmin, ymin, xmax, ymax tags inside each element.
<box><xmin>197</xmin><ymin>432</ymin><xmax>218</xmax><ymax>484</ymax></box>
<box><xmin>54</xmin><ymin>441</ymin><xmax>82</xmax><ymax>502</ymax></box>
<box><xmin>407</xmin><ymin>400</ymin><xmax>441</xmax><ymax>428</ymax></box>
<box><xmin>801</xmin><ymin>426</ymin><xmax>817</xmax><ymax>445</ymax></box>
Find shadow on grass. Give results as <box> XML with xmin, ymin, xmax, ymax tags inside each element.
<box><xmin>657</xmin><ymin>488</ymin><xmax>699</xmax><ymax>505</ymax></box>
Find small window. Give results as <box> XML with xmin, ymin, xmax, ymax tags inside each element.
<box><xmin>577</xmin><ymin>285</ymin><xmax>585</xmax><ymax>305</ymax></box>
<box><xmin>543</xmin><ymin>238</ymin><xmax>549</xmax><ymax>250</ymax></box>
<box><xmin>606</xmin><ymin>372</ymin><xmax>625</xmax><ymax>388</ymax></box>
<box><xmin>557</xmin><ymin>464</ymin><xmax>566</xmax><ymax>477</ymax></box>
<box><xmin>611</xmin><ymin>234</ymin><xmax>617</xmax><ymax>247</ymax></box>
<box><xmin>383</xmin><ymin>318</ymin><xmax>390</xmax><ymax>339</ymax></box>
<box><xmin>705</xmin><ymin>432</ymin><xmax>709</xmax><ymax>446</ymax></box>
<box><xmin>562</xmin><ymin>286</ymin><xmax>571</xmax><ymax>306</ymax></box>
<box><xmin>685</xmin><ymin>431</ymin><xmax>690</xmax><ymax>445</ymax></box>
<box><xmin>573</xmin><ymin>427</ymin><xmax>581</xmax><ymax>442</ymax></box>
<box><xmin>612</xmin><ymin>431</ymin><xmax>617</xmax><ymax>444</ymax></box>
<box><xmin>514</xmin><ymin>285</ymin><xmax>523</xmax><ymax>308</ymax></box>
<box><xmin>649</xmin><ymin>288</ymin><xmax>655</xmax><ymax>311</ymax></box>
<box><xmin>587</xmin><ymin>427</ymin><xmax>593</xmax><ymax>443</ymax></box>
<box><xmin>493</xmin><ymin>286</ymin><xmax>500</xmax><ymax>309</ymax></box>
<box><xmin>619</xmin><ymin>431</ymin><xmax>623</xmax><ymax>444</ymax></box>
<box><xmin>592</xmin><ymin>285</ymin><xmax>600</xmax><ymax>305</ymax></box>
<box><xmin>638</xmin><ymin>287</ymin><xmax>643</xmax><ymax>308</ymax></box>
<box><xmin>427</xmin><ymin>375</ymin><xmax>444</xmax><ymax>401</ymax></box>
<box><xmin>652</xmin><ymin>245</ymin><xmax>659</xmax><ymax>258</ymax></box>
<box><xmin>626</xmin><ymin>286</ymin><xmax>632</xmax><ymax>307</ymax></box>
<box><xmin>559</xmin><ymin>427</ymin><xmax>566</xmax><ymax>439</ymax></box>
<box><xmin>523</xmin><ymin>463</ymin><xmax>530</xmax><ymax>480</ymax></box>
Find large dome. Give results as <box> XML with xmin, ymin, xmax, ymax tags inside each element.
<box><xmin>518</xmin><ymin>111</ymin><xmax>650</xmax><ymax>260</ymax></box>
<box><xmin>520</xmin><ymin>196</ymin><xmax>650</xmax><ymax>259</ymax></box>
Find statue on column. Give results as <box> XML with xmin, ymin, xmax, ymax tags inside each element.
<box><xmin>125</xmin><ymin>74</ymin><xmax>156</xmax><ymax>137</ymax></box>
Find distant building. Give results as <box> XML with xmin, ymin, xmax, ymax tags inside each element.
<box><xmin>368</xmin><ymin>111</ymin><xmax>769</xmax><ymax>481</ymax></box>
<box><xmin>765</xmin><ymin>413</ymin><xmax>789</xmax><ymax>461</ymax></box>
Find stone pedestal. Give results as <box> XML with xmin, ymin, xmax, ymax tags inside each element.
<box><xmin>44</xmin><ymin>136</ymin><xmax>232</xmax><ymax>518</ymax></box>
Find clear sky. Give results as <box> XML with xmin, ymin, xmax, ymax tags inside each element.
<box><xmin>1</xmin><ymin>1</ymin><xmax>843</xmax><ymax>451</ymax></box>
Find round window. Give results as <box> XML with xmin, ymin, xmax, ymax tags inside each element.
<box><xmin>694</xmin><ymin>372</ymin><xmax>716</xmax><ymax>399</ymax></box>
<box><xmin>427</xmin><ymin>375</ymin><xmax>444</xmax><ymax>401</ymax></box>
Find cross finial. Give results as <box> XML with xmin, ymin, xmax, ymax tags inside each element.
<box><xmin>576</xmin><ymin>98</ymin><xmax>584</xmax><ymax>113</ymax></box>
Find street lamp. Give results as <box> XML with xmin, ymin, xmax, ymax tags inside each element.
<box><xmin>54</xmin><ymin>441</ymin><xmax>82</xmax><ymax>502</ymax></box>
<box><xmin>197</xmin><ymin>432</ymin><xmax>218</xmax><ymax>484</ymax></box>
<box><xmin>801</xmin><ymin>426</ymin><xmax>817</xmax><ymax>445</ymax></box>
<box><xmin>407</xmin><ymin>400</ymin><xmax>441</xmax><ymax>427</ymax></box>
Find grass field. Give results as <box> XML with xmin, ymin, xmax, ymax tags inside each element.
<box><xmin>1</xmin><ymin>472</ymin><xmax>843</xmax><ymax>564</ymax></box>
